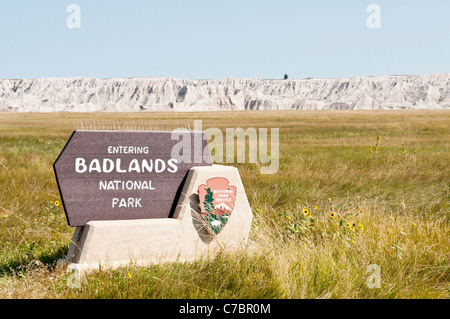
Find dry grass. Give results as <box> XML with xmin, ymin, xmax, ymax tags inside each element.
<box><xmin>0</xmin><ymin>110</ymin><xmax>448</xmax><ymax>298</ymax></box>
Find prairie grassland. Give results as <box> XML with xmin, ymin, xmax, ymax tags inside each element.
<box><xmin>0</xmin><ymin>110</ymin><xmax>448</xmax><ymax>298</ymax></box>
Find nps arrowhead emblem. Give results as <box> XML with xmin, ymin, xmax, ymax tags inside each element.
<box><xmin>198</xmin><ymin>177</ymin><xmax>237</xmax><ymax>235</ymax></box>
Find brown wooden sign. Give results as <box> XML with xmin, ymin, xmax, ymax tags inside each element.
<box><xmin>53</xmin><ymin>130</ymin><xmax>211</xmax><ymax>226</ymax></box>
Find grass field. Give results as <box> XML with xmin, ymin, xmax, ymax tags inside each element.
<box><xmin>0</xmin><ymin>110</ymin><xmax>448</xmax><ymax>298</ymax></box>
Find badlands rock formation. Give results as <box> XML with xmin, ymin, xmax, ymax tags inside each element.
<box><xmin>1</xmin><ymin>74</ymin><xmax>449</xmax><ymax>112</ymax></box>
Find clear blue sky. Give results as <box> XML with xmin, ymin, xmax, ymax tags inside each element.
<box><xmin>1</xmin><ymin>0</ymin><xmax>449</xmax><ymax>79</ymax></box>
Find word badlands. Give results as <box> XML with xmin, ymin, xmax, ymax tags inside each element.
<box><xmin>75</xmin><ymin>158</ymin><xmax>178</xmax><ymax>174</ymax></box>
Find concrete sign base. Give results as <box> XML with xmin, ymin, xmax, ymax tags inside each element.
<box><xmin>66</xmin><ymin>165</ymin><xmax>252</xmax><ymax>272</ymax></box>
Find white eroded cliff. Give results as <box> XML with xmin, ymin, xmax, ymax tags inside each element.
<box><xmin>1</xmin><ymin>74</ymin><xmax>449</xmax><ymax>112</ymax></box>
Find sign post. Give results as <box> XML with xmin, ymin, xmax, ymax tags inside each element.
<box><xmin>54</xmin><ymin>130</ymin><xmax>253</xmax><ymax>271</ymax></box>
<box><xmin>54</xmin><ymin>130</ymin><xmax>210</xmax><ymax>226</ymax></box>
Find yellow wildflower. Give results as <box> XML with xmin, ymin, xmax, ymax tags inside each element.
<box><xmin>314</xmin><ymin>205</ymin><xmax>318</xmax><ymax>210</ymax></box>
<box><xmin>330</xmin><ymin>212</ymin><xmax>336</xmax><ymax>218</ymax></box>
<box><xmin>55</xmin><ymin>200</ymin><xmax>60</xmax><ymax>207</ymax></box>
<box><xmin>359</xmin><ymin>224</ymin><xmax>364</xmax><ymax>231</ymax></box>
<box><xmin>127</xmin><ymin>272</ymin><xmax>132</xmax><ymax>278</ymax></box>
<box><xmin>303</xmin><ymin>208</ymin><xmax>311</xmax><ymax>217</ymax></box>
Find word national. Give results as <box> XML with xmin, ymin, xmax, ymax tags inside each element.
<box><xmin>99</xmin><ymin>180</ymin><xmax>155</xmax><ymax>191</ymax></box>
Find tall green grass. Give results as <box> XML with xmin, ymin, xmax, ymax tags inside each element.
<box><xmin>0</xmin><ymin>110</ymin><xmax>448</xmax><ymax>298</ymax></box>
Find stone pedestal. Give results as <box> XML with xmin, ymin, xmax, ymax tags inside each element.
<box><xmin>67</xmin><ymin>165</ymin><xmax>252</xmax><ymax>272</ymax></box>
